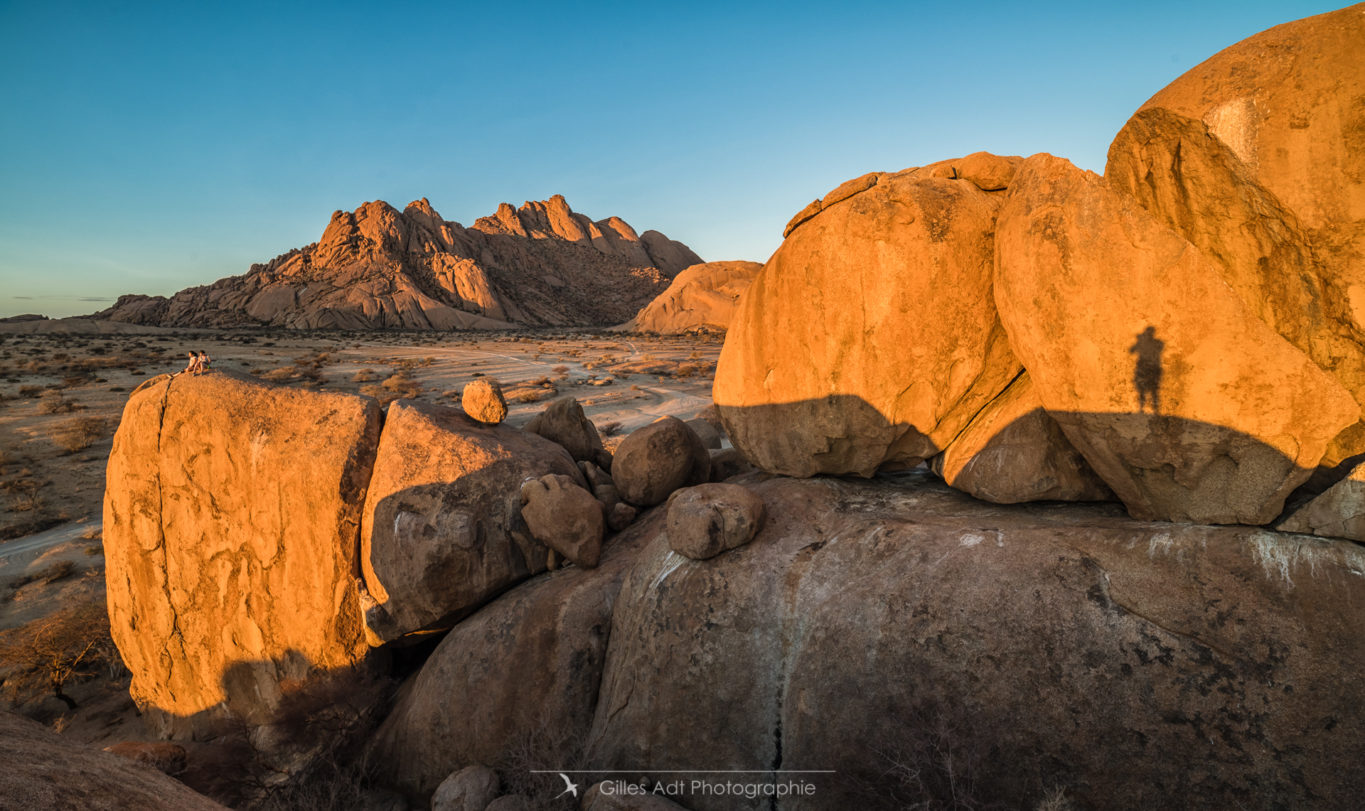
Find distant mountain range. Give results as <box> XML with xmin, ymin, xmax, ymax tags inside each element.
<box><xmin>94</xmin><ymin>195</ymin><xmax>702</xmax><ymax>329</ymax></box>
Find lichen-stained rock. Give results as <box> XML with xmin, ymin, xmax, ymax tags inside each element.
<box><xmin>933</xmin><ymin>372</ymin><xmax>1112</xmax><ymax>504</ymax></box>
<box><xmin>368</xmin><ymin>512</ymin><xmax>655</xmax><ymax>801</ymax></box>
<box><xmin>584</xmin><ymin>474</ymin><xmax>1365</xmax><ymax>811</ymax></box>
<box><xmin>619</xmin><ymin>261</ymin><xmax>763</xmax><ymax>334</ymax></box>
<box><xmin>359</xmin><ymin>400</ymin><xmax>582</xmax><ymax>643</ymax></box>
<box><xmin>994</xmin><ymin>154</ymin><xmax>1358</xmax><ymax>524</ymax></box>
<box><xmin>102</xmin><ymin>372</ymin><xmax>380</xmax><ymax>736</ymax></box>
<box><xmin>1278</xmin><ymin>460</ymin><xmax>1365</xmax><ymax>542</ymax></box>
<box><xmin>715</xmin><ymin>164</ymin><xmax>1022</xmax><ymax>478</ymax></box>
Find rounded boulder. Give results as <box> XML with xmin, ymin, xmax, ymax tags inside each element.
<box><xmin>612</xmin><ymin>417</ymin><xmax>710</xmax><ymax>507</ymax></box>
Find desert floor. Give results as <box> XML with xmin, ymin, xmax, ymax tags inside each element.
<box><xmin>0</xmin><ymin>326</ymin><xmax>721</xmax><ymax>741</ymax></box>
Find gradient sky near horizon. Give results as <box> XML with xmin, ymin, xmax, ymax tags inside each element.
<box><xmin>0</xmin><ymin>0</ymin><xmax>1345</xmax><ymax>318</ymax></box>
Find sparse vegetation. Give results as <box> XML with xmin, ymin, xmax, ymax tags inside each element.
<box><xmin>51</xmin><ymin>415</ymin><xmax>108</xmax><ymax>453</ymax></box>
<box><xmin>0</xmin><ymin>599</ymin><xmax>123</xmax><ymax>710</ymax></box>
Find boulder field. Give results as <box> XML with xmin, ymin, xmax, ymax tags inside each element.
<box><xmin>715</xmin><ymin>3</ymin><xmax>1365</xmax><ymax>529</ymax></box>
<box><xmin>101</xmin><ymin>368</ymin><xmax>1365</xmax><ymax>810</ymax></box>
<box><xmin>95</xmin><ymin>7</ymin><xmax>1365</xmax><ymax>810</ymax></box>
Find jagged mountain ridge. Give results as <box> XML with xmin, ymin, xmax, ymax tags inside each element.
<box><xmin>97</xmin><ymin>195</ymin><xmax>702</xmax><ymax>329</ymax></box>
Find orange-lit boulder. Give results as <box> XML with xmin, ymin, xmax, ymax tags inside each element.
<box><xmin>619</xmin><ymin>261</ymin><xmax>763</xmax><ymax>334</ymax></box>
<box><xmin>994</xmin><ymin>154</ymin><xmax>1358</xmax><ymax>523</ymax></box>
<box><xmin>103</xmin><ymin>372</ymin><xmax>380</xmax><ymax>736</ymax></box>
<box><xmin>715</xmin><ymin>163</ymin><xmax>1022</xmax><ymax>477</ymax></box>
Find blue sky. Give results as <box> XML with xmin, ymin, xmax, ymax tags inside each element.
<box><xmin>0</xmin><ymin>0</ymin><xmax>1344</xmax><ymax>317</ymax></box>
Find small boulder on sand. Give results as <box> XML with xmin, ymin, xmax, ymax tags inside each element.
<box><xmin>461</xmin><ymin>378</ymin><xmax>508</xmax><ymax>425</ymax></box>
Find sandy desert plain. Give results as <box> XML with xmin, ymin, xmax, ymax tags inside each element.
<box><xmin>0</xmin><ymin>324</ymin><xmax>719</xmax><ymax>739</ymax></box>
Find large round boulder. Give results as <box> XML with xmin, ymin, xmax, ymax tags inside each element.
<box><xmin>584</xmin><ymin>474</ymin><xmax>1365</xmax><ymax>811</ymax></box>
<box><xmin>714</xmin><ymin>161</ymin><xmax>1023</xmax><ymax>477</ymax></box>
<box><xmin>1105</xmin><ymin>4</ymin><xmax>1365</xmax><ymax>469</ymax></box>
<box><xmin>994</xmin><ymin>154</ymin><xmax>1358</xmax><ymax>524</ymax></box>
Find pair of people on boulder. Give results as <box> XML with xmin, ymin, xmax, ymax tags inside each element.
<box><xmin>183</xmin><ymin>351</ymin><xmax>212</xmax><ymax>375</ymax></box>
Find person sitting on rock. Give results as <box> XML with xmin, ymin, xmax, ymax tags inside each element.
<box><xmin>196</xmin><ymin>351</ymin><xmax>212</xmax><ymax>375</ymax></box>
<box><xmin>183</xmin><ymin>352</ymin><xmax>200</xmax><ymax>375</ymax></box>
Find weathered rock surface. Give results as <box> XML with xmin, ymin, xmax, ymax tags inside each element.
<box><xmin>994</xmin><ymin>154</ymin><xmax>1358</xmax><ymax>523</ymax></box>
<box><xmin>1116</xmin><ymin>4</ymin><xmax>1365</xmax><ymax>253</ymax></box>
<box><xmin>1105</xmin><ymin>5</ymin><xmax>1365</xmax><ymax>468</ymax></box>
<box><xmin>95</xmin><ymin>195</ymin><xmax>701</xmax><ymax>329</ymax></box>
<box><xmin>707</xmin><ymin>447</ymin><xmax>754</xmax><ymax>482</ymax></box>
<box><xmin>585</xmin><ymin>473</ymin><xmax>1365</xmax><ymax>810</ymax></box>
<box><xmin>360</xmin><ymin>400</ymin><xmax>581</xmax><ymax>643</ymax></box>
<box><xmin>525</xmin><ymin>396</ymin><xmax>611</xmax><ymax>469</ymax></box>
<box><xmin>1278</xmin><ymin>460</ymin><xmax>1365</xmax><ymax>542</ymax></box>
<box><xmin>431</xmin><ymin>765</ymin><xmax>500</xmax><ymax>811</ymax></box>
<box><xmin>461</xmin><ymin>378</ymin><xmax>507</xmax><ymax>425</ymax></box>
<box><xmin>612</xmin><ymin>417</ymin><xmax>710</xmax><ymax>506</ymax></box>
<box><xmin>618</xmin><ymin>260</ymin><xmax>763</xmax><ymax>333</ymax></box>
<box><xmin>369</xmin><ymin>515</ymin><xmax>654</xmax><ymax>801</ymax></box>
<box><xmin>665</xmin><ymin>483</ymin><xmax>765</xmax><ymax>560</ymax></box>
<box><xmin>715</xmin><ymin>162</ymin><xmax>1022</xmax><ymax>477</ymax></box>
<box><xmin>103</xmin><ymin>372</ymin><xmax>380</xmax><ymax>735</ymax></box>
<box><xmin>520</xmin><ymin>473</ymin><xmax>605</xmax><ymax>568</ymax></box>
<box><xmin>933</xmin><ymin>372</ymin><xmax>1112</xmax><ymax>504</ymax></box>
<box><xmin>0</xmin><ymin>712</ymin><xmax>226</xmax><ymax>810</ymax></box>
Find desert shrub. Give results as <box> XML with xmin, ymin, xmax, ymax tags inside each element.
<box><xmin>17</xmin><ymin>385</ymin><xmax>41</xmax><ymax>398</ymax></box>
<box><xmin>351</xmin><ymin>369</ymin><xmax>378</xmax><ymax>383</ymax></box>
<box><xmin>52</xmin><ymin>416</ymin><xmax>108</xmax><ymax>453</ymax></box>
<box><xmin>0</xmin><ymin>599</ymin><xmax>123</xmax><ymax>710</ymax></box>
<box><xmin>38</xmin><ymin>391</ymin><xmax>79</xmax><ymax>414</ymax></box>
<box><xmin>4</xmin><ymin>477</ymin><xmax>45</xmax><ymax>513</ymax></box>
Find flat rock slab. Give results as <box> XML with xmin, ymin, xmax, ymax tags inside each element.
<box><xmin>586</xmin><ymin>472</ymin><xmax>1365</xmax><ymax>810</ymax></box>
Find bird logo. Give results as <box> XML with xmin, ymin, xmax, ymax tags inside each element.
<box><xmin>556</xmin><ymin>773</ymin><xmax>580</xmax><ymax>799</ymax></box>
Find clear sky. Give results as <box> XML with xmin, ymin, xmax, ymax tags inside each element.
<box><xmin>0</xmin><ymin>0</ymin><xmax>1345</xmax><ymax>318</ymax></box>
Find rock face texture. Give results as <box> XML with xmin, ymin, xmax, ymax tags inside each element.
<box><xmin>931</xmin><ymin>372</ymin><xmax>1112</xmax><ymax>505</ymax></box>
<box><xmin>584</xmin><ymin>474</ymin><xmax>1365</xmax><ymax>811</ymax></box>
<box><xmin>369</xmin><ymin>518</ymin><xmax>654</xmax><ymax>800</ymax></box>
<box><xmin>995</xmin><ymin>154</ymin><xmax>1358</xmax><ymax>523</ymax></box>
<box><xmin>95</xmin><ymin>195</ymin><xmax>701</xmax><ymax>329</ymax></box>
<box><xmin>0</xmin><ymin>712</ymin><xmax>226</xmax><ymax>810</ymax></box>
<box><xmin>1104</xmin><ymin>4</ymin><xmax>1365</xmax><ymax>468</ymax></box>
<box><xmin>1278</xmin><ymin>461</ymin><xmax>1365</xmax><ymax>542</ymax></box>
<box><xmin>359</xmin><ymin>401</ymin><xmax>581</xmax><ymax>643</ymax></box>
<box><xmin>714</xmin><ymin>162</ymin><xmax>1022</xmax><ymax>478</ymax></box>
<box><xmin>103</xmin><ymin>372</ymin><xmax>381</xmax><ymax>735</ymax></box>
<box><xmin>618</xmin><ymin>260</ymin><xmax>763</xmax><ymax>333</ymax></box>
